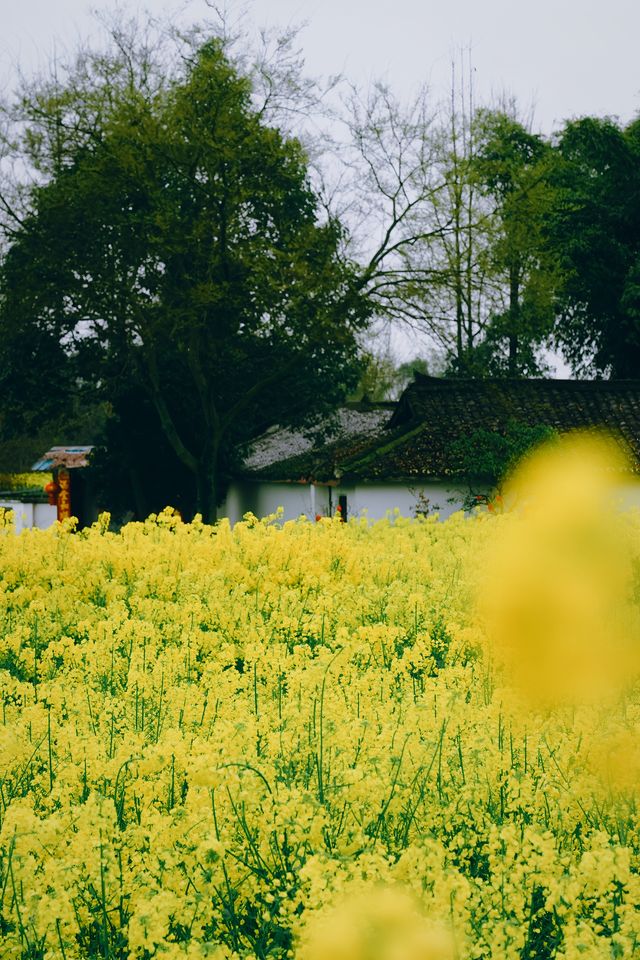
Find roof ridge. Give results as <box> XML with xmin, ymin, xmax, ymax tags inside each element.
<box><xmin>337</xmin><ymin>421</ymin><xmax>431</xmax><ymax>477</ymax></box>
<box><xmin>409</xmin><ymin>376</ymin><xmax>640</xmax><ymax>387</ymax></box>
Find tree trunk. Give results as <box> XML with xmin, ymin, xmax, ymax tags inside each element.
<box><xmin>508</xmin><ymin>264</ymin><xmax>521</xmax><ymax>377</ymax></box>
<box><xmin>129</xmin><ymin>467</ymin><xmax>148</xmax><ymax>520</ymax></box>
<box><xmin>146</xmin><ymin>354</ymin><xmax>220</xmax><ymax>522</ymax></box>
<box><xmin>195</xmin><ymin>439</ymin><xmax>220</xmax><ymax>524</ymax></box>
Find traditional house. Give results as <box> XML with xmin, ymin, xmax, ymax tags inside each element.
<box><xmin>220</xmin><ymin>374</ymin><xmax>640</xmax><ymax>523</ymax></box>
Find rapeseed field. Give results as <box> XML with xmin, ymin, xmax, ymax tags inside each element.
<box><xmin>1</xmin><ymin>437</ymin><xmax>640</xmax><ymax>959</ymax></box>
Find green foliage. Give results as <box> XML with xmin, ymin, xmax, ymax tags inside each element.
<box><xmin>546</xmin><ymin>116</ymin><xmax>640</xmax><ymax>376</ymax></box>
<box><xmin>468</xmin><ymin>109</ymin><xmax>557</xmax><ymax>377</ymax></box>
<box><xmin>350</xmin><ymin>352</ymin><xmax>400</xmax><ymax>402</ymax></box>
<box><xmin>450</xmin><ymin>419</ymin><xmax>557</xmax><ymax>492</ymax></box>
<box><xmin>350</xmin><ymin>353</ymin><xmax>437</xmax><ymax>402</ymax></box>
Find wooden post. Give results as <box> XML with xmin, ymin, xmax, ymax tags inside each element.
<box><xmin>56</xmin><ymin>469</ymin><xmax>71</xmax><ymax>521</ymax></box>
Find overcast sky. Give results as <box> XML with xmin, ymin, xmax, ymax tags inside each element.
<box><xmin>2</xmin><ymin>0</ymin><xmax>640</xmax><ymax>134</ymax></box>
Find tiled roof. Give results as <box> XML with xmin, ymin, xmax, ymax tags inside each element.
<box><xmin>237</xmin><ymin>376</ymin><xmax>640</xmax><ymax>483</ymax></box>
<box><xmin>390</xmin><ymin>374</ymin><xmax>640</xmax><ymax>434</ymax></box>
<box><xmin>32</xmin><ymin>446</ymin><xmax>94</xmax><ymax>471</ymax></box>
<box><xmin>237</xmin><ymin>404</ymin><xmax>394</xmax><ymax>482</ymax></box>
<box><xmin>348</xmin><ymin>375</ymin><xmax>640</xmax><ymax>480</ymax></box>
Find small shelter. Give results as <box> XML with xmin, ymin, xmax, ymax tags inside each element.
<box><xmin>31</xmin><ymin>445</ymin><xmax>95</xmax><ymax>527</ymax></box>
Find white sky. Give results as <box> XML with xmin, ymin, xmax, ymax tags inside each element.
<box><xmin>2</xmin><ymin>0</ymin><xmax>639</xmax><ymax>133</ymax></box>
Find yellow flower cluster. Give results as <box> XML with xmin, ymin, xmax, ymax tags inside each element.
<box><xmin>0</xmin><ymin>446</ymin><xmax>640</xmax><ymax>959</ymax></box>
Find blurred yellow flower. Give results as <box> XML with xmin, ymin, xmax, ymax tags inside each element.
<box><xmin>297</xmin><ymin>885</ymin><xmax>457</xmax><ymax>960</ymax></box>
<box><xmin>480</xmin><ymin>432</ymin><xmax>640</xmax><ymax>706</ymax></box>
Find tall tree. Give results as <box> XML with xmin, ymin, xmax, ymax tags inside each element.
<box><xmin>338</xmin><ymin>62</ymin><xmax>503</xmax><ymax>375</ymax></box>
<box><xmin>429</xmin><ymin>63</ymin><xmax>492</xmax><ymax>373</ymax></box>
<box><xmin>471</xmin><ymin>108</ymin><xmax>557</xmax><ymax>376</ymax></box>
<box><xmin>339</xmin><ymin>81</ymin><xmax>450</xmax><ymax>335</ymax></box>
<box><xmin>0</xmin><ymin>33</ymin><xmax>368</xmax><ymax>521</ymax></box>
<box><xmin>340</xmin><ymin>71</ymin><xmax>567</xmax><ymax>379</ymax></box>
<box><xmin>547</xmin><ymin>115</ymin><xmax>640</xmax><ymax>377</ymax></box>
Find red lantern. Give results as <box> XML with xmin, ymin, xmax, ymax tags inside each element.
<box><xmin>44</xmin><ymin>480</ymin><xmax>59</xmax><ymax>506</ymax></box>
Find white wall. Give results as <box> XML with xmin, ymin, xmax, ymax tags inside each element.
<box><xmin>219</xmin><ymin>481</ymin><xmax>331</xmax><ymax>524</ymax></box>
<box><xmin>34</xmin><ymin>503</ymin><xmax>57</xmax><ymax>529</ymax></box>
<box><xmin>0</xmin><ymin>500</ymin><xmax>57</xmax><ymax>532</ymax></box>
<box><xmin>219</xmin><ymin>480</ymin><xmax>470</xmax><ymax>524</ymax></box>
<box><xmin>335</xmin><ymin>481</ymin><xmax>469</xmax><ymax>521</ymax></box>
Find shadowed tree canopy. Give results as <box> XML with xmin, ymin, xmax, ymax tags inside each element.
<box><xmin>0</xmin><ymin>36</ymin><xmax>369</xmax><ymax>520</ymax></box>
